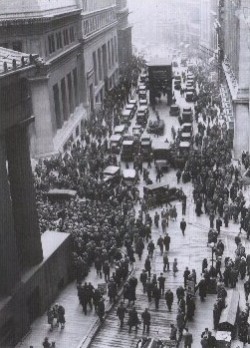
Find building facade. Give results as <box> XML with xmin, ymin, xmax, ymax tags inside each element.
<box><xmin>116</xmin><ymin>0</ymin><xmax>132</xmax><ymax>70</ymax></box>
<box><xmin>80</xmin><ymin>0</ymin><xmax>119</xmax><ymax>112</ymax></box>
<box><xmin>218</xmin><ymin>0</ymin><xmax>250</xmax><ymax>158</ymax></box>
<box><xmin>0</xmin><ymin>0</ymin><xmax>123</xmax><ymax>157</ymax></box>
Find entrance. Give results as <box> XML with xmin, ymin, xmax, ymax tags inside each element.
<box><xmin>27</xmin><ymin>286</ymin><xmax>40</xmax><ymax>323</ymax></box>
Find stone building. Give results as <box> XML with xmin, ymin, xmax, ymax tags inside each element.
<box><xmin>116</xmin><ymin>0</ymin><xmax>132</xmax><ymax>70</ymax></box>
<box><xmin>0</xmin><ymin>48</ymin><xmax>72</xmax><ymax>347</ymax></box>
<box><xmin>218</xmin><ymin>0</ymin><xmax>250</xmax><ymax>158</ymax></box>
<box><xmin>0</xmin><ymin>0</ymin><xmax>123</xmax><ymax>157</ymax></box>
<box><xmin>80</xmin><ymin>0</ymin><xmax>119</xmax><ymax>112</ymax></box>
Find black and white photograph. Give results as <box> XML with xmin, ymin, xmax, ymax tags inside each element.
<box><xmin>0</xmin><ymin>0</ymin><xmax>249</xmax><ymax>347</ymax></box>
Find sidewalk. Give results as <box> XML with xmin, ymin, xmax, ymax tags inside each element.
<box><xmin>16</xmin><ymin>264</ymin><xmax>129</xmax><ymax>348</ymax></box>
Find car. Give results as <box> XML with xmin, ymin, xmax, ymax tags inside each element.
<box><xmin>128</xmin><ymin>99</ymin><xmax>137</xmax><ymax>110</ymax></box>
<box><xmin>152</xmin><ymin>141</ymin><xmax>171</xmax><ymax>171</ymax></box>
<box><xmin>140</xmin><ymin>135</ymin><xmax>152</xmax><ymax>161</ymax></box>
<box><xmin>125</xmin><ymin>103</ymin><xmax>136</xmax><ymax>118</ymax></box>
<box><xmin>103</xmin><ymin>166</ymin><xmax>120</xmax><ymax>184</ymax></box>
<box><xmin>109</xmin><ymin>134</ymin><xmax>122</xmax><ymax>154</ymax></box>
<box><xmin>122</xmin><ymin>169</ymin><xmax>137</xmax><ymax>186</ymax></box>
<box><xmin>114</xmin><ymin>124</ymin><xmax>127</xmax><ymax>136</ymax></box>
<box><xmin>121</xmin><ymin>140</ymin><xmax>135</xmax><ymax>161</ymax></box>
<box><xmin>181</xmin><ymin>122</ymin><xmax>192</xmax><ymax>133</ymax></box>
<box><xmin>174</xmin><ymin>75</ymin><xmax>181</xmax><ymax>82</ymax></box>
<box><xmin>139</xmin><ymin>89</ymin><xmax>147</xmax><ymax>100</ymax></box>
<box><xmin>139</xmin><ymin>98</ymin><xmax>148</xmax><ymax>106</ymax></box>
<box><xmin>137</xmin><ymin>105</ymin><xmax>149</xmax><ymax>126</ymax></box>
<box><xmin>170</xmin><ymin>104</ymin><xmax>180</xmax><ymax>116</ymax></box>
<box><xmin>186</xmin><ymin>86</ymin><xmax>195</xmax><ymax>93</ymax></box>
<box><xmin>140</xmin><ymin>73</ymin><xmax>148</xmax><ymax>83</ymax></box>
<box><xmin>174</xmin><ymin>80</ymin><xmax>181</xmax><ymax>90</ymax></box>
<box><xmin>132</xmin><ymin>125</ymin><xmax>143</xmax><ymax>139</ymax></box>
<box><xmin>185</xmin><ymin>91</ymin><xmax>194</xmax><ymax>102</ymax></box>
<box><xmin>147</xmin><ymin>119</ymin><xmax>165</xmax><ymax>135</ymax></box>
<box><xmin>121</xmin><ymin>109</ymin><xmax>133</xmax><ymax>125</ymax></box>
<box><xmin>46</xmin><ymin>189</ymin><xmax>77</xmax><ymax>202</ymax></box>
<box><xmin>180</xmin><ymin>131</ymin><xmax>192</xmax><ymax>142</ymax></box>
<box><xmin>183</xmin><ymin>107</ymin><xmax>192</xmax><ymax>113</ymax></box>
<box><xmin>182</xmin><ymin>111</ymin><xmax>192</xmax><ymax>123</ymax></box>
<box><xmin>143</xmin><ymin>183</ymin><xmax>185</xmax><ymax>207</ymax></box>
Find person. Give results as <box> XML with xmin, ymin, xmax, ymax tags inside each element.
<box><xmin>165</xmin><ymin>289</ymin><xmax>174</xmax><ymax>311</ymax></box>
<box><xmin>183</xmin><ymin>328</ymin><xmax>193</xmax><ymax>348</ymax></box>
<box><xmin>116</xmin><ymin>301</ymin><xmax>126</xmax><ymax>328</ymax></box>
<box><xmin>153</xmin><ymin>285</ymin><xmax>161</xmax><ymax>309</ymax></box>
<box><xmin>163</xmin><ymin>252</ymin><xmax>169</xmax><ymax>272</ymax></box>
<box><xmin>207</xmin><ymin>332</ymin><xmax>217</xmax><ymax>348</ymax></box>
<box><xmin>140</xmin><ymin>270</ymin><xmax>148</xmax><ymax>293</ymax></box>
<box><xmin>47</xmin><ymin>307</ymin><xmax>54</xmax><ymax>331</ymax></box>
<box><xmin>157</xmin><ymin>236</ymin><xmax>164</xmax><ymax>255</ymax></box>
<box><xmin>144</xmin><ymin>256</ymin><xmax>151</xmax><ymax>277</ymax></box>
<box><xmin>195</xmin><ymin>279</ymin><xmax>207</xmax><ymax>301</ymax></box>
<box><xmin>141</xmin><ymin>308</ymin><xmax>151</xmax><ymax>334</ymax></box>
<box><xmin>176</xmin><ymin>169</ymin><xmax>182</xmax><ymax>184</ymax></box>
<box><xmin>158</xmin><ymin>273</ymin><xmax>166</xmax><ymax>295</ymax></box>
<box><xmin>57</xmin><ymin>304</ymin><xmax>65</xmax><ymax>329</ymax></box>
<box><xmin>180</xmin><ymin>218</ymin><xmax>187</xmax><ymax>236</ymax></box>
<box><xmin>201</xmin><ymin>328</ymin><xmax>212</xmax><ymax>339</ymax></box>
<box><xmin>173</xmin><ymin>258</ymin><xmax>178</xmax><ymax>276</ymax></box>
<box><xmin>163</xmin><ymin>233</ymin><xmax>171</xmax><ymax>251</ymax></box>
<box><xmin>183</xmin><ymin>267</ymin><xmax>190</xmax><ymax>288</ymax></box>
<box><xmin>43</xmin><ymin>337</ymin><xmax>51</xmax><ymax>348</ymax></box>
<box><xmin>170</xmin><ymin>323</ymin><xmax>177</xmax><ymax>340</ymax></box>
<box><xmin>97</xmin><ymin>298</ymin><xmax>105</xmax><ymax>322</ymax></box>
<box><xmin>128</xmin><ymin>307</ymin><xmax>140</xmax><ymax>333</ymax></box>
<box><xmin>176</xmin><ymin>310</ymin><xmax>185</xmax><ymax>334</ymax></box>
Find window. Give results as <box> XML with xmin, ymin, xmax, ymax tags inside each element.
<box><xmin>111</xmin><ymin>38</ymin><xmax>114</xmax><ymax>66</ymax></box>
<box><xmin>61</xmin><ymin>78</ymin><xmax>69</xmax><ymax>120</ymax></box>
<box><xmin>108</xmin><ymin>41</ymin><xmax>111</xmax><ymax>69</ymax></box>
<box><xmin>69</xmin><ymin>27</ymin><xmax>75</xmax><ymax>42</ymax></box>
<box><xmin>93</xmin><ymin>51</ymin><xmax>98</xmax><ymax>86</ymax></box>
<box><xmin>48</xmin><ymin>34</ymin><xmax>55</xmax><ymax>54</ymax></box>
<box><xmin>114</xmin><ymin>36</ymin><xmax>118</xmax><ymax>62</ymax></box>
<box><xmin>67</xmin><ymin>73</ymin><xmax>74</xmax><ymax>113</ymax></box>
<box><xmin>98</xmin><ymin>48</ymin><xmax>102</xmax><ymax>81</ymax></box>
<box><xmin>73</xmin><ymin>68</ymin><xmax>79</xmax><ymax>106</ymax></box>
<box><xmin>56</xmin><ymin>32</ymin><xmax>62</xmax><ymax>49</ymax></box>
<box><xmin>12</xmin><ymin>41</ymin><xmax>22</xmax><ymax>52</ymax></box>
<box><xmin>63</xmin><ymin>29</ymin><xmax>69</xmax><ymax>46</ymax></box>
<box><xmin>76</xmin><ymin>125</ymin><xmax>80</xmax><ymax>137</ymax></box>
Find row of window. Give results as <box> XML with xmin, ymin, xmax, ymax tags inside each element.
<box><xmin>83</xmin><ymin>10</ymin><xmax>116</xmax><ymax>37</ymax></box>
<box><xmin>48</xmin><ymin>26</ymin><xmax>75</xmax><ymax>55</ymax></box>
<box><xmin>53</xmin><ymin>68</ymin><xmax>80</xmax><ymax>130</ymax></box>
<box><xmin>92</xmin><ymin>37</ymin><xmax>117</xmax><ymax>86</ymax></box>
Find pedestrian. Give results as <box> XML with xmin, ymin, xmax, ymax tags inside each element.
<box><xmin>195</xmin><ymin>279</ymin><xmax>207</xmax><ymax>301</ymax></box>
<box><xmin>183</xmin><ymin>267</ymin><xmax>191</xmax><ymax>288</ymax></box>
<box><xmin>57</xmin><ymin>304</ymin><xmax>65</xmax><ymax>329</ymax></box>
<box><xmin>140</xmin><ymin>270</ymin><xmax>148</xmax><ymax>293</ymax></box>
<box><xmin>47</xmin><ymin>307</ymin><xmax>54</xmax><ymax>331</ymax></box>
<box><xmin>163</xmin><ymin>252</ymin><xmax>169</xmax><ymax>272</ymax></box>
<box><xmin>180</xmin><ymin>218</ymin><xmax>186</xmax><ymax>236</ymax></box>
<box><xmin>128</xmin><ymin>306</ymin><xmax>139</xmax><ymax>333</ymax></box>
<box><xmin>97</xmin><ymin>298</ymin><xmax>105</xmax><ymax>322</ymax></box>
<box><xmin>164</xmin><ymin>288</ymin><xmax>173</xmax><ymax>311</ymax></box>
<box><xmin>144</xmin><ymin>256</ymin><xmax>151</xmax><ymax>277</ymax></box>
<box><xmin>183</xmin><ymin>328</ymin><xmax>193</xmax><ymax>348</ymax></box>
<box><xmin>176</xmin><ymin>169</ymin><xmax>182</xmax><ymax>184</ymax></box>
<box><xmin>173</xmin><ymin>258</ymin><xmax>178</xmax><ymax>276</ymax></box>
<box><xmin>157</xmin><ymin>236</ymin><xmax>164</xmax><ymax>255</ymax></box>
<box><xmin>153</xmin><ymin>285</ymin><xmax>161</xmax><ymax>309</ymax></box>
<box><xmin>182</xmin><ymin>196</ymin><xmax>187</xmax><ymax>215</ymax></box>
<box><xmin>170</xmin><ymin>323</ymin><xmax>177</xmax><ymax>340</ymax></box>
<box><xmin>154</xmin><ymin>211</ymin><xmax>160</xmax><ymax>228</ymax></box>
<box><xmin>103</xmin><ymin>260</ymin><xmax>110</xmax><ymax>282</ymax></box>
<box><xmin>163</xmin><ymin>233</ymin><xmax>171</xmax><ymax>251</ymax></box>
<box><xmin>207</xmin><ymin>332</ymin><xmax>217</xmax><ymax>348</ymax></box>
<box><xmin>176</xmin><ymin>310</ymin><xmax>185</xmax><ymax>334</ymax></box>
<box><xmin>147</xmin><ymin>240</ymin><xmax>155</xmax><ymax>258</ymax></box>
<box><xmin>141</xmin><ymin>308</ymin><xmax>151</xmax><ymax>334</ymax></box>
<box><xmin>158</xmin><ymin>273</ymin><xmax>166</xmax><ymax>295</ymax></box>
<box><xmin>43</xmin><ymin>337</ymin><xmax>51</xmax><ymax>348</ymax></box>
<box><xmin>116</xmin><ymin>301</ymin><xmax>126</xmax><ymax>328</ymax></box>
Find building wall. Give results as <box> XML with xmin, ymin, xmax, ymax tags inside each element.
<box><xmin>116</xmin><ymin>0</ymin><xmax>132</xmax><ymax>67</ymax></box>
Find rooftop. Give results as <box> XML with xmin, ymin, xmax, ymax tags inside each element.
<box><xmin>0</xmin><ymin>0</ymin><xmax>78</xmax><ymax>20</ymax></box>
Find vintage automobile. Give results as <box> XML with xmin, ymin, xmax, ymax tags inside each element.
<box><xmin>182</xmin><ymin>111</ymin><xmax>192</xmax><ymax>123</ymax></box>
<box><xmin>114</xmin><ymin>124</ymin><xmax>127</xmax><ymax>136</ymax></box>
<box><xmin>174</xmin><ymin>75</ymin><xmax>181</xmax><ymax>82</ymax></box>
<box><xmin>109</xmin><ymin>134</ymin><xmax>122</xmax><ymax>154</ymax></box>
<box><xmin>170</xmin><ymin>104</ymin><xmax>180</xmax><ymax>116</ymax></box>
<box><xmin>174</xmin><ymin>80</ymin><xmax>181</xmax><ymax>90</ymax></box>
<box><xmin>125</xmin><ymin>102</ymin><xmax>137</xmax><ymax>118</ymax></box>
<box><xmin>181</xmin><ymin>122</ymin><xmax>192</xmax><ymax>133</ymax></box>
<box><xmin>122</xmin><ymin>169</ymin><xmax>137</xmax><ymax>186</ymax></box>
<box><xmin>143</xmin><ymin>183</ymin><xmax>186</xmax><ymax>208</ymax></box>
<box><xmin>121</xmin><ymin>109</ymin><xmax>133</xmax><ymax>125</ymax></box>
<box><xmin>46</xmin><ymin>189</ymin><xmax>77</xmax><ymax>202</ymax></box>
<box><xmin>185</xmin><ymin>91</ymin><xmax>194</xmax><ymax>102</ymax></box>
<box><xmin>128</xmin><ymin>99</ymin><xmax>137</xmax><ymax>111</ymax></box>
<box><xmin>132</xmin><ymin>125</ymin><xmax>143</xmax><ymax>140</ymax></box>
<box><xmin>152</xmin><ymin>141</ymin><xmax>171</xmax><ymax>171</ymax></box>
<box><xmin>139</xmin><ymin>98</ymin><xmax>148</xmax><ymax>107</ymax></box>
<box><xmin>140</xmin><ymin>73</ymin><xmax>148</xmax><ymax>83</ymax></box>
<box><xmin>121</xmin><ymin>140</ymin><xmax>135</xmax><ymax>161</ymax></box>
<box><xmin>147</xmin><ymin>119</ymin><xmax>165</xmax><ymax>135</ymax></box>
<box><xmin>183</xmin><ymin>106</ymin><xmax>192</xmax><ymax>113</ymax></box>
<box><xmin>186</xmin><ymin>86</ymin><xmax>195</xmax><ymax>94</ymax></box>
<box><xmin>137</xmin><ymin>105</ymin><xmax>149</xmax><ymax>126</ymax></box>
<box><xmin>103</xmin><ymin>166</ymin><xmax>120</xmax><ymax>184</ymax></box>
<box><xmin>139</xmin><ymin>89</ymin><xmax>147</xmax><ymax>100</ymax></box>
<box><xmin>140</xmin><ymin>134</ymin><xmax>152</xmax><ymax>161</ymax></box>
<box><xmin>180</xmin><ymin>131</ymin><xmax>192</xmax><ymax>142</ymax></box>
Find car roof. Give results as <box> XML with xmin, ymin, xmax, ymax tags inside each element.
<box><xmin>110</xmin><ymin>134</ymin><xmax>122</xmax><ymax>141</ymax></box>
<box><xmin>123</xmin><ymin>169</ymin><xmax>136</xmax><ymax>178</ymax></box>
<box><xmin>114</xmin><ymin>125</ymin><xmax>126</xmax><ymax>132</ymax></box>
<box><xmin>180</xmin><ymin>141</ymin><xmax>191</xmax><ymax>147</ymax></box>
<box><xmin>123</xmin><ymin>140</ymin><xmax>134</xmax><ymax>145</ymax></box>
<box><xmin>122</xmin><ymin>110</ymin><xmax>132</xmax><ymax>116</ymax></box>
<box><xmin>103</xmin><ymin>166</ymin><xmax>120</xmax><ymax>175</ymax></box>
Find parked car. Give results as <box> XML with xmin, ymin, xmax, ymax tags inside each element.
<box><xmin>181</xmin><ymin>122</ymin><xmax>192</xmax><ymax>133</ymax></box>
<box><xmin>139</xmin><ymin>90</ymin><xmax>147</xmax><ymax>100</ymax></box>
<box><xmin>109</xmin><ymin>134</ymin><xmax>122</xmax><ymax>154</ymax></box>
<box><xmin>46</xmin><ymin>189</ymin><xmax>77</xmax><ymax>202</ymax></box>
<box><xmin>125</xmin><ymin>103</ymin><xmax>136</xmax><ymax>117</ymax></box>
<box><xmin>147</xmin><ymin>119</ymin><xmax>165</xmax><ymax>135</ymax></box>
<box><xmin>170</xmin><ymin>104</ymin><xmax>180</xmax><ymax>116</ymax></box>
<box><xmin>121</xmin><ymin>109</ymin><xmax>133</xmax><ymax>125</ymax></box>
<box><xmin>114</xmin><ymin>124</ymin><xmax>127</xmax><ymax>136</ymax></box>
<box><xmin>122</xmin><ymin>169</ymin><xmax>137</xmax><ymax>186</ymax></box>
<box><xmin>139</xmin><ymin>98</ymin><xmax>148</xmax><ymax>106</ymax></box>
<box><xmin>103</xmin><ymin>166</ymin><xmax>121</xmax><ymax>184</ymax></box>
<box><xmin>137</xmin><ymin>105</ymin><xmax>149</xmax><ymax>126</ymax></box>
<box><xmin>152</xmin><ymin>141</ymin><xmax>171</xmax><ymax>171</ymax></box>
<box><xmin>140</xmin><ymin>135</ymin><xmax>152</xmax><ymax>161</ymax></box>
<box><xmin>143</xmin><ymin>183</ymin><xmax>185</xmax><ymax>207</ymax></box>
<box><xmin>182</xmin><ymin>111</ymin><xmax>192</xmax><ymax>123</ymax></box>
<box><xmin>121</xmin><ymin>140</ymin><xmax>135</xmax><ymax>161</ymax></box>
<box><xmin>132</xmin><ymin>125</ymin><xmax>143</xmax><ymax>140</ymax></box>
<box><xmin>185</xmin><ymin>92</ymin><xmax>194</xmax><ymax>102</ymax></box>
<box><xmin>174</xmin><ymin>80</ymin><xmax>181</xmax><ymax>90</ymax></box>
<box><xmin>180</xmin><ymin>131</ymin><xmax>192</xmax><ymax>142</ymax></box>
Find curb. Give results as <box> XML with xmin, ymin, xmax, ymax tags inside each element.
<box><xmin>77</xmin><ymin>265</ymin><xmax>135</xmax><ymax>348</ymax></box>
